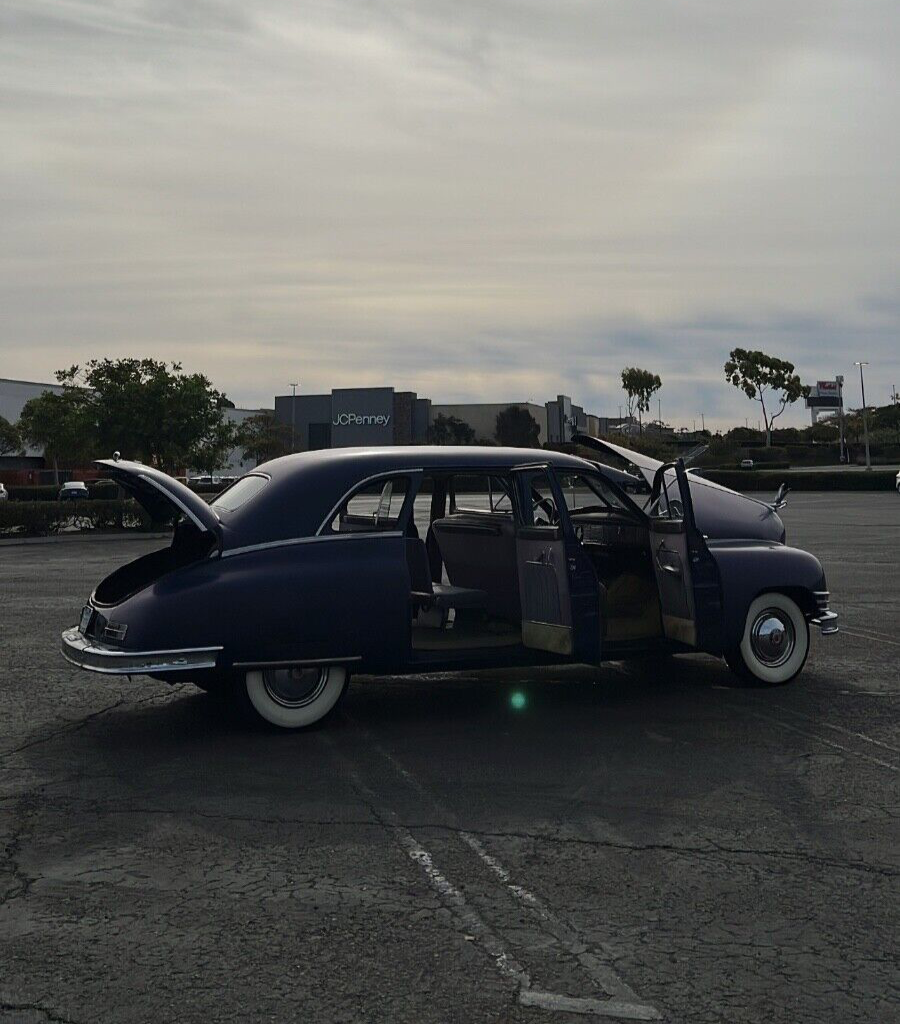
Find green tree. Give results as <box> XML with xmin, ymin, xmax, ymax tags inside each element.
<box><xmin>427</xmin><ymin>413</ymin><xmax>476</xmax><ymax>445</ymax></box>
<box><xmin>59</xmin><ymin>359</ymin><xmax>231</xmax><ymax>471</ymax></box>
<box><xmin>0</xmin><ymin>415</ymin><xmax>20</xmax><ymax>457</ymax></box>
<box><xmin>17</xmin><ymin>387</ymin><xmax>97</xmax><ymax>485</ymax></box>
<box><xmin>724</xmin><ymin>348</ymin><xmax>806</xmax><ymax>447</ymax></box>
<box><xmin>495</xmin><ymin>406</ymin><xmax>541</xmax><ymax>447</ymax></box>
<box><xmin>189</xmin><ymin>416</ymin><xmax>239</xmax><ymax>478</ymax></box>
<box><xmin>236</xmin><ymin>411</ymin><xmax>290</xmax><ymax>466</ymax></box>
<box><xmin>621</xmin><ymin>367</ymin><xmax>662</xmax><ymax>435</ymax></box>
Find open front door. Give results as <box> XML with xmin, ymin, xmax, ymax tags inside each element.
<box><xmin>648</xmin><ymin>460</ymin><xmax>723</xmax><ymax>649</ymax></box>
<box><xmin>512</xmin><ymin>466</ymin><xmax>601</xmax><ymax>661</ymax></box>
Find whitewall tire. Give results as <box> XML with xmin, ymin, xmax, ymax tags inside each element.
<box><xmin>231</xmin><ymin>665</ymin><xmax>349</xmax><ymax>730</ymax></box>
<box><xmin>726</xmin><ymin>593</ymin><xmax>809</xmax><ymax>686</ymax></box>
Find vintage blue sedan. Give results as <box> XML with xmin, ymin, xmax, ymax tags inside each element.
<box><xmin>62</xmin><ymin>440</ymin><xmax>838</xmax><ymax>730</ymax></box>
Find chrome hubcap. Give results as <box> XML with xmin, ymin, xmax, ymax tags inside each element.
<box><xmin>750</xmin><ymin>610</ymin><xmax>796</xmax><ymax>667</ymax></box>
<box><xmin>262</xmin><ymin>667</ymin><xmax>328</xmax><ymax>708</ymax></box>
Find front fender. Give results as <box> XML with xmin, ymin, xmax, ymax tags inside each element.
<box><xmin>708</xmin><ymin>541</ymin><xmax>827</xmax><ymax>651</ymax></box>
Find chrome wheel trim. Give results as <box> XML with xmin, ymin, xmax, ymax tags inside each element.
<box><xmin>749</xmin><ymin>610</ymin><xmax>795</xmax><ymax>668</ymax></box>
<box><xmin>261</xmin><ymin>667</ymin><xmax>329</xmax><ymax>709</ymax></box>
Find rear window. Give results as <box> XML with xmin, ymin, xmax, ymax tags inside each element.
<box><xmin>211</xmin><ymin>474</ymin><xmax>268</xmax><ymax>513</ymax></box>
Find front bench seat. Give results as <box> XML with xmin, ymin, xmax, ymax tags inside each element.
<box><xmin>406</xmin><ymin>538</ymin><xmax>487</xmax><ymax>614</ymax></box>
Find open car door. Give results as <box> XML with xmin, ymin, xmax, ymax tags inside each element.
<box><xmin>511</xmin><ymin>465</ymin><xmax>601</xmax><ymax>661</ymax></box>
<box><xmin>648</xmin><ymin>459</ymin><xmax>723</xmax><ymax>649</ymax></box>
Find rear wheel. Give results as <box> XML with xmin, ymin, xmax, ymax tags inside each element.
<box><xmin>228</xmin><ymin>665</ymin><xmax>349</xmax><ymax>730</ymax></box>
<box><xmin>726</xmin><ymin>592</ymin><xmax>809</xmax><ymax>686</ymax></box>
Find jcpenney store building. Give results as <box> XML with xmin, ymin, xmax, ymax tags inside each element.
<box><xmin>274</xmin><ymin>386</ymin><xmax>607</xmax><ymax>451</ymax></box>
<box><xmin>274</xmin><ymin>388</ymin><xmax>432</xmax><ymax>449</ymax></box>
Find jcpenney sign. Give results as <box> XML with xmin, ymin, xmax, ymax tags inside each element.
<box><xmin>332</xmin><ymin>412</ymin><xmax>391</xmax><ymax>427</ymax></box>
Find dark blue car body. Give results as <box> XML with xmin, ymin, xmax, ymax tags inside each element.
<box><xmin>61</xmin><ymin>440</ymin><xmax>837</xmax><ymax>690</ymax></box>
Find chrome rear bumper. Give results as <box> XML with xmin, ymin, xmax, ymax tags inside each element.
<box><xmin>61</xmin><ymin>628</ymin><xmax>221</xmax><ymax>675</ymax></box>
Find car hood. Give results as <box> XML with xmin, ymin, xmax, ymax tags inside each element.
<box><xmin>96</xmin><ymin>458</ymin><xmax>222</xmax><ymax>541</ymax></box>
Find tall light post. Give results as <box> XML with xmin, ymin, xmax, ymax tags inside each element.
<box><xmin>854</xmin><ymin>362</ymin><xmax>871</xmax><ymax>470</ymax></box>
<box><xmin>836</xmin><ymin>374</ymin><xmax>846</xmax><ymax>463</ymax></box>
<box><xmin>289</xmin><ymin>382</ymin><xmax>299</xmax><ymax>453</ymax></box>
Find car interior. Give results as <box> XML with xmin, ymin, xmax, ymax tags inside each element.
<box><xmin>377</xmin><ymin>469</ymin><xmax>667</xmax><ymax>654</ymax></box>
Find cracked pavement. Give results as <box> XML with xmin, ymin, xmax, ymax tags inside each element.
<box><xmin>0</xmin><ymin>493</ymin><xmax>898</xmax><ymax>1023</ymax></box>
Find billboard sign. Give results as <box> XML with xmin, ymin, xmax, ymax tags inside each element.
<box><xmin>805</xmin><ymin>379</ymin><xmax>842</xmax><ymax>409</ymax></box>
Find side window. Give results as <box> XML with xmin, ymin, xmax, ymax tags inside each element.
<box><xmin>451</xmin><ymin>475</ymin><xmax>513</xmax><ymax>515</ymax></box>
<box><xmin>327</xmin><ymin>475</ymin><xmax>410</xmax><ymax>533</ymax></box>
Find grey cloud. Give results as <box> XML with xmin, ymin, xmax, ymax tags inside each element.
<box><xmin>1</xmin><ymin>0</ymin><xmax>897</xmax><ymax>430</ymax></box>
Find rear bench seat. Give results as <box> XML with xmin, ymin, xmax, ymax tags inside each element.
<box><xmin>430</xmin><ymin>515</ymin><xmax>521</xmax><ymax>623</ymax></box>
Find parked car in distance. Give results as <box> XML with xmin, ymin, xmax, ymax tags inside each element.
<box><xmin>61</xmin><ymin>440</ymin><xmax>838</xmax><ymax>732</ymax></box>
<box><xmin>59</xmin><ymin>481</ymin><xmax>89</xmax><ymax>501</ymax></box>
<box><xmin>740</xmin><ymin>459</ymin><xmax>754</xmax><ymax>470</ymax></box>
<box><xmin>0</xmin><ymin>483</ymin><xmax>7</xmax><ymax>501</ymax></box>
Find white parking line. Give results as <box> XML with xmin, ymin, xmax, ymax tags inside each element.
<box><xmin>841</xmin><ymin>628</ymin><xmax>900</xmax><ymax>649</ymax></box>
<box><xmin>343</xmin><ymin>718</ymin><xmax>661</xmax><ymax>1020</ymax></box>
<box><xmin>736</xmin><ymin>707</ymin><xmax>899</xmax><ymax>773</ymax></box>
<box><xmin>770</xmin><ymin>701</ymin><xmax>900</xmax><ymax>755</ymax></box>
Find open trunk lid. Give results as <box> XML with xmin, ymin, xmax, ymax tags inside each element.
<box><xmin>572</xmin><ymin>433</ymin><xmax>661</xmax><ymax>488</ymax></box>
<box><xmin>97</xmin><ymin>458</ymin><xmax>222</xmax><ymax>543</ymax></box>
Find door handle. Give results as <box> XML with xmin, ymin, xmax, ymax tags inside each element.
<box><xmin>656</xmin><ymin>543</ymin><xmax>682</xmax><ymax>576</ymax></box>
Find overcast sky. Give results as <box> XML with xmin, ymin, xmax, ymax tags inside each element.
<box><xmin>2</xmin><ymin>0</ymin><xmax>897</xmax><ymax>428</ymax></box>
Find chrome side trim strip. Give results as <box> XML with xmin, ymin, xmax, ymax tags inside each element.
<box><xmin>222</xmin><ymin>531</ymin><xmax>403</xmax><ymax>559</ymax></box>
<box><xmin>61</xmin><ymin>628</ymin><xmax>222</xmax><ymax>675</ymax></box>
<box><xmin>232</xmin><ymin>656</ymin><xmax>363</xmax><ymax>668</ymax></box>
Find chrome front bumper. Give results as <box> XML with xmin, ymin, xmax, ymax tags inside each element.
<box><xmin>810</xmin><ymin>592</ymin><xmax>839</xmax><ymax>635</ymax></box>
<box><xmin>810</xmin><ymin>610</ymin><xmax>839</xmax><ymax>636</ymax></box>
<box><xmin>61</xmin><ymin>628</ymin><xmax>222</xmax><ymax>675</ymax></box>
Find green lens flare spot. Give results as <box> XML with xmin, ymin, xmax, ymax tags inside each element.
<box><xmin>509</xmin><ymin>691</ymin><xmax>527</xmax><ymax>711</ymax></box>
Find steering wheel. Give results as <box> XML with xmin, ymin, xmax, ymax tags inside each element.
<box><xmin>532</xmin><ymin>495</ymin><xmax>559</xmax><ymax>526</ymax></box>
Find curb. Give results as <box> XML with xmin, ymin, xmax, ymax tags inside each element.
<box><xmin>0</xmin><ymin>531</ymin><xmax>172</xmax><ymax>548</ymax></box>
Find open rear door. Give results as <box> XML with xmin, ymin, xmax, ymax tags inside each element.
<box><xmin>511</xmin><ymin>466</ymin><xmax>601</xmax><ymax>661</ymax></box>
<box><xmin>648</xmin><ymin>459</ymin><xmax>722</xmax><ymax>649</ymax></box>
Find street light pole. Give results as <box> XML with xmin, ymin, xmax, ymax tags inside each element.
<box><xmin>854</xmin><ymin>362</ymin><xmax>871</xmax><ymax>470</ymax></box>
<box><xmin>289</xmin><ymin>382</ymin><xmax>299</xmax><ymax>453</ymax></box>
<box><xmin>836</xmin><ymin>374</ymin><xmax>846</xmax><ymax>463</ymax></box>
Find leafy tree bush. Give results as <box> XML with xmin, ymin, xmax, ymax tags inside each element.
<box><xmin>56</xmin><ymin>358</ymin><xmax>232</xmax><ymax>472</ymax></box>
<box><xmin>236</xmin><ymin>411</ymin><xmax>290</xmax><ymax>465</ymax></box>
<box><xmin>427</xmin><ymin>414</ymin><xmax>476</xmax><ymax>445</ymax></box>
<box><xmin>17</xmin><ymin>385</ymin><xmax>97</xmax><ymax>484</ymax></box>
<box><xmin>724</xmin><ymin>349</ymin><xmax>806</xmax><ymax>447</ymax></box>
<box><xmin>620</xmin><ymin>368</ymin><xmax>662</xmax><ymax>434</ymax></box>
<box><xmin>0</xmin><ymin>415</ymin><xmax>19</xmax><ymax>457</ymax></box>
<box><xmin>495</xmin><ymin>406</ymin><xmax>541</xmax><ymax>447</ymax></box>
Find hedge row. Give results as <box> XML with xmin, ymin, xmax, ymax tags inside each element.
<box><xmin>0</xmin><ymin>499</ymin><xmax>164</xmax><ymax>536</ymax></box>
<box><xmin>700</xmin><ymin>469</ymin><xmax>897</xmax><ymax>492</ymax></box>
<box><xmin>5</xmin><ymin>481</ymin><xmax>120</xmax><ymax>502</ymax></box>
<box><xmin>5</xmin><ymin>481</ymin><xmax>224</xmax><ymax>501</ymax></box>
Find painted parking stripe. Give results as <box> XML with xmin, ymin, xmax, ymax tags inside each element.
<box><xmin>344</xmin><ymin>717</ymin><xmax>661</xmax><ymax>1019</ymax></box>
<box><xmin>769</xmin><ymin>701</ymin><xmax>900</xmax><ymax>755</ymax></box>
<box><xmin>521</xmin><ymin>990</ymin><xmax>663</xmax><ymax>1020</ymax></box>
<box><xmin>736</xmin><ymin>707</ymin><xmax>899</xmax><ymax>773</ymax></box>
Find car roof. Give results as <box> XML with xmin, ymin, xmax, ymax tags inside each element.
<box><xmin>218</xmin><ymin>445</ymin><xmax>596</xmax><ymax>549</ymax></box>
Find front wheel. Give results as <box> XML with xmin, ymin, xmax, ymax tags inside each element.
<box><xmin>726</xmin><ymin>592</ymin><xmax>809</xmax><ymax>686</ymax></box>
<box><xmin>228</xmin><ymin>665</ymin><xmax>349</xmax><ymax>730</ymax></box>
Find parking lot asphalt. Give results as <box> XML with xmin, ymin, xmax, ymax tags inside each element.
<box><xmin>1</xmin><ymin>493</ymin><xmax>897</xmax><ymax>1024</ymax></box>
